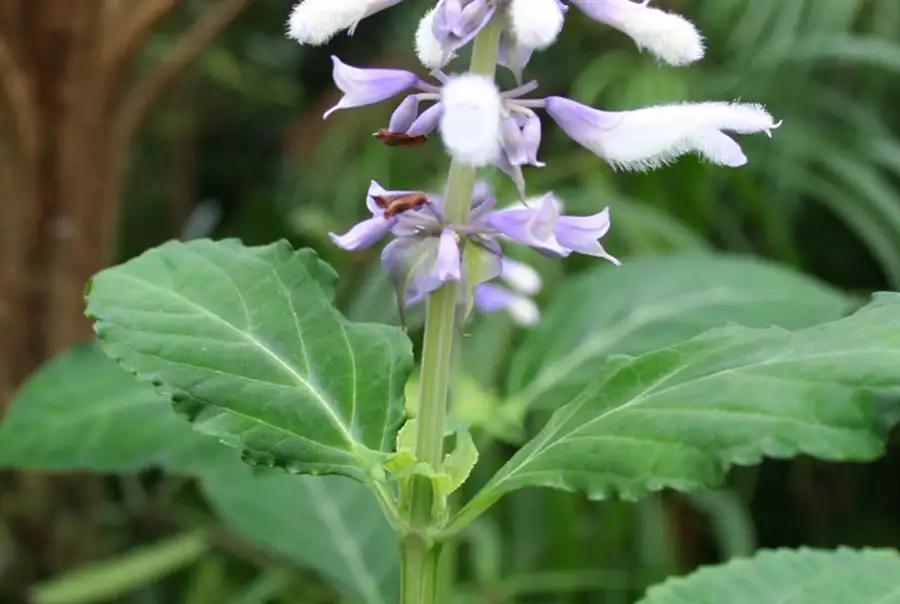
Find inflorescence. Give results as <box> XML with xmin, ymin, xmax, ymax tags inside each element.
<box><xmin>287</xmin><ymin>0</ymin><xmax>780</xmax><ymax>325</ymax></box>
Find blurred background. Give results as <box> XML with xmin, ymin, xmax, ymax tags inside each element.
<box><xmin>1</xmin><ymin>0</ymin><xmax>899</xmax><ymax>602</ymax></box>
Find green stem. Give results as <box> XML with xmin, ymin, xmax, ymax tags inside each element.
<box><xmin>400</xmin><ymin>16</ymin><xmax>503</xmax><ymax>604</ymax></box>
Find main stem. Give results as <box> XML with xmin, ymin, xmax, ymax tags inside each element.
<box><xmin>400</xmin><ymin>16</ymin><xmax>503</xmax><ymax>604</ymax></box>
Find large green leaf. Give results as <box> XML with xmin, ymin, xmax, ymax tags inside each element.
<box><xmin>449</xmin><ymin>293</ymin><xmax>900</xmax><ymax>532</ymax></box>
<box><xmin>202</xmin><ymin>467</ymin><xmax>399</xmax><ymax>604</ymax></box>
<box><xmin>0</xmin><ymin>344</ymin><xmax>398</xmax><ymax>604</ymax></box>
<box><xmin>510</xmin><ymin>255</ymin><xmax>852</xmax><ymax>410</ymax></box>
<box><xmin>636</xmin><ymin>548</ymin><xmax>900</xmax><ymax>604</ymax></box>
<box><xmin>0</xmin><ymin>344</ymin><xmax>228</xmax><ymax>473</ymax></box>
<box><xmin>85</xmin><ymin>239</ymin><xmax>414</xmax><ymax>480</ymax></box>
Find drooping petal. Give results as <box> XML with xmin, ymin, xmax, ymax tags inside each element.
<box><xmin>568</xmin><ymin>0</ymin><xmax>704</xmax><ymax>66</ymax></box>
<box><xmin>440</xmin><ymin>74</ymin><xmax>502</xmax><ymax>166</ymax></box>
<box><xmin>483</xmin><ymin>193</ymin><xmax>569</xmax><ymax>255</ymax></box>
<box><xmin>500</xmin><ymin>256</ymin><xmax>542</xmax><ymax>295</ymax></box>
<box><xmin>474</xmin><ymin>282</ymin><xmax>540</xmax><ymax>325</ymax></box>
<box><xmin>497</xmin><ymin>34</ymin><xmax>535</xmax><ymax>83</ymax></box>
<box><xmin>509</xmin><ymin>0</ymin><xmax>566</xmax><ymax>50</ymax></box>
<box><xmin>500</xmin><ymin>116</ymin><xmax>529</xmax><ymax>166</ymax></box>
<box><xmin>553</xmin><ymin>207</ymin><xmax>621</xmax><ymax>264</ymax></box>
<box><xmin>324</xmin><ymin>56</ymin><xmax>418</xmax><ymax>118</ymax></box>
<box><xmin>329</xmin><ymin>215</ymin><xmax>397</xmax><ymax>250</ymax></box>
<box><xmin>437</xmin><ymin>229</ymin><xmax>462</xmax><ymax>281</ymax></box>
<box><xmin>522</xmin><ymin>112</ymin><xmax>546</xmax><ymax>167</ymax></box>
<box><xmin>287</xmin><ymin>0</ymin><xmax>404</xmax><ymax>45</ymax></box>
<box><xmin>544</xmin><ymin>96</ymin><xmax>779</xmax><ymax>171</ymax></box>
<box><xmin>388</xmin><ymin>95</ymin><xmax>420</xmax><ymax>132</ymax></box>
<box><xmin>382</xmin><ymin>232</ymin><xmax>460</xmax><ymax>305</ymax></box>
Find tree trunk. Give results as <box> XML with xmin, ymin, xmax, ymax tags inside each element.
<box><xmin>0</xmin><ymin>1</ymin><xmax>249</xmax><ymax>597</ymax></box>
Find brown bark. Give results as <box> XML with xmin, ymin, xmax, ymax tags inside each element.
<box><xmin>0</xmin><ymin>0</ymin><xmax>249</xmax><ymax>597</ymax></box>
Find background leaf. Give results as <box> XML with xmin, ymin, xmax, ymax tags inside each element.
<box><xmin>85</xmin><ymin>239</ymin><xmax>414</xmax><ymax>480</ymax></box>
<box><xmin>0</xmin><ymin>344</ymin><xmax>228</xmax><ymax>473</ymax></box>
<box><xmin>201</xmin><ymin>467</ymin><xmax>399</xmax><ymax>604</ymax></box>
<box><xmin>453</xmin><ymin>293</ymin><xmax>900</xmax><ymax>529</ymax></box>
<box><xmin>510</xmin><ymin>255</ymin><xmax>853</xmax><ymax>410</ymax></box>
<box><xmin>0</xmin><ymin>345</ymin><xmax>397</xmax><ymax>604</ymax></box>
<box><xmin>636</xmin><ymin>547</ymin><xmax>900</xmax><ymax>604</ymax></box>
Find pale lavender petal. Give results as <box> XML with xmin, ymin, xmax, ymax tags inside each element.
<box><xmin>483</xmin><ymin>193</ymin><xmax>569</xmax><ymax>255</ymax></box>
<box><xmin>329</xmin><ymin>215</ymin><xmax>396</xmax><ymax>250</ymax></box>
<box><xmin>522</xmin><ymin>113</ymin><xmax>546</xmax><ymax>167</ymax></box>
<box><xmin>497</xmin><ymin>34</ymin><xmax>535</xmax><ymax>83</ymax></box>
<box><xmin>432</xmin><ymin>0</ymin><xmax>495</xmax><ymax>53</ymax></box>
<box><xmin>389</xmin><ymin>95</ymin><xmax>420</xmax><ymax>132</ymax></box>
<box><xmin>468</xmin><ymin>181</ymin><xmax>496</xmax><ymax>219</ymax></box>
<box><xmin>324</xmin><ymin>56</ymin><xmax>418</xmax><ymax>118</ymax></box>
<box><xmin>407</xmin><ymin>102</ymin><xmax>443</xmax><ymax>135</ymax></box>
<box><xmin>500</xmin><ymin>116</ymin><xmax>528</xmax><ymax>166</ymax></box>
<box><xmin>553</xmin><ymin>207</ymin><xmax>621</xmax><ymax>264</ymax></box>
<box><xmin>437</xmin><ymin>229</ymin><xmax>462</xmax><ymax>281</ymax></box>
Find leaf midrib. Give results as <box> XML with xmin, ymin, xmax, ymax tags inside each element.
<box><xmin>105</xmin><ymin>272</ymin><xmax>355</xmax><ymax>446</ymax></box>
<box><xmin>517</xmin><ymin>287</ymin><xmax>839</xmax><ymax>408</ymax></box>
<box><xmin>494</xmin><ymin>342</ymin><xmax>894</xmax><ymax>492</ymax></box>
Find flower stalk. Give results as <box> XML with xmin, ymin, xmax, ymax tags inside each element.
<box><xmin>400</xmin><ymin>15</ymin><xmax>503</xmax><ymax>604</ymax></box>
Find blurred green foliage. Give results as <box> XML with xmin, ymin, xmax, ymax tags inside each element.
<box><xmin>6</xmin><ymin>0</ymin><xmax>900</xmax><ymax>602</ymax></box>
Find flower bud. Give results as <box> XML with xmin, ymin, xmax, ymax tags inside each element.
<box><xmin>439</xmin><ymin>74</ymin><xmax>502</xmax><ymax>166</ymax></box>
<box><xmin>569</xmin><ymin>0</ymin><xmax>704</xmax><ymax>66</ymax></box>
<box><xmin>415</xmin><ymin>6</ymin><xmax>450</xmax><ymax>68</ymax></box>
<box><xmin>510</xmin><ymin>0</ymin><xmax>566</xmax><ymax>50</ymax></box>
<box><xmin>287</xmin><ymin>0</ymin><xmax>402</xmax><ymax>45</ymax></box>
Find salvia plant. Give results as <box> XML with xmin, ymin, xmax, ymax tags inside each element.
<box><xmin>3</xmin><ymin>1</ymin><xmax>900</xmax><ymax>603</ymax></box>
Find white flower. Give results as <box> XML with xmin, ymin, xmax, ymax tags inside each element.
<box><xmin>510</xmin><ymin>0</ymin><xmax>566</xmax><ymax>50</ymax></box>
<box><xmin>569</xmin><ymin>0</ymin><xmax>704</xmax><ymax>66</ymax></box>
<box><xmin>439</xmin><ymin>74</ymin><xmax>503</xmax><ymax>166</ymax></box>
<box><xmin>287</xmin><ymin>0</ymin><xmax>402</xmax><ymax>45</ymax></box>
<box><xmin>545</xmin><ymin>97</ymin><xmax>780</xmax><ymax>171</ymax></box>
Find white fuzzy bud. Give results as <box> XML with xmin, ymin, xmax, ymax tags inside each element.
<box><xmin>509</xmin><ymin>295</ymin><xmax>540</xmax><ymax>325</ymax></box>
<box><xmin>501</xmin><ymin>257</ymin><xmax>542</xmax><ymax>295</ymax></box>
<box><xmin>616</xmin><ymin>4</ymin><xmax>704</xmax><ymax>66</ymax></box>
<box><xmin>415</xmin><ymin>6</ymin><xmax>450</xmax><ymax>69</ymax></box>
<box><xmin>510</xmin><ymin>0</ymin><xmax>566</xmax><ymax>50</ymax></box>
<box><xmin>439</xmin><ymin>74</ymin><xmax>502</xmax><ymax>166</ymax></box>
<box><xmin>287</xmin><ymin>0</ymin><xmax>400</xmax><ymax>45</ymax></box>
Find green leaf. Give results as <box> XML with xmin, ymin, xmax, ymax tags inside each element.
<box><xmin>450</xmin><ymin>293</ymin><xmax>900</xmax><ymax>532</ymax></box>
<box><xmin>85</xmin><ymin>239</ymin><xmax>414</xmax><ymax>480</ymax></box>
<box><xmin>201</xmin><ymin>467</ymin><xmax>399</xmax><ymax>604</ymax></box>
<box><xmin>510</xmin><ymin>255</ymin><xmax>852</xmax><ymax>410</ymax></box>
<box><xmin>636</xmin><ymin>548</ymin><xmax>900</xmax><ymax>604</ymax></box>
<box><xmin>0</xmin><ymin>343</ymin><xmax>399</xmax><ymax>604</ymax></box>
<box><xmin>0</xmin><ymin>344</ymin><xmax>229</xmax><ymax>473</ymax></box>
<box><xmin>30</xmin><ymin>531</ymin><xmax>210</xmax><ymax>604</ymax></box>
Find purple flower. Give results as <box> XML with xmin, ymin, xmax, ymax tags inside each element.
<box><xmin>330</xmin><ymin>180</ymin><xmax>619</xmax><ymax>320</ymax></box>
<box><xmin>544</xmin><ymin>97</ymin><xmax>780</xmax><ymax>170</ymax></box>
<box><xmin>482</xmin><ymin>193</ymin><xmax>569</xmax><ymax>256</ymax></box>
<box><xmin>554</xmin><ymin>208</ymin><xmax>621</xmax><ymax>264</ymax></box>
<box><xmin>324</xmin><ymin>57</ymin><xmax>420</xmax><ymax>118</ymax></box>
<box><xmin>328</xmin><ymin>180</ymin><xmax>406</xmax><ymax>250</ymax></box>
